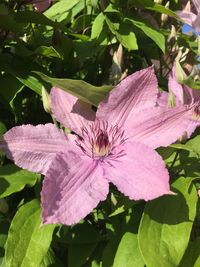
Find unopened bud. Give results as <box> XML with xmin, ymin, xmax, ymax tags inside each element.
<box><xmin>109</xmin><ymin>44</ymin><xmax>123</xmax><ymax>85</ymax></box>
<box><xmin>175</xmin><ymin>60</ymin><xmax>187</xmax><ymax>84</ymax></box>
<box><xmin>179</xmin><ymin>131</ymin><xmax>188</xmax><ymax>143</ymax></box>
<box><xmin>154</xmin><ymin>0</ymin><xmax>162</xmax><ymax>3</ymax></box>
<box><xmin>161</xmin><ymin>2</ymin><xmax>169</xmax><ymax>24</ymax></box>
<box><xmin>168</xmin><ymin>25</ymin><xmax>177</xmax><ymax>42</ymax></box>
<box><xmin>167</xmin><ymin>91</ymin><xmax>176</xmax><ymax>107</ymax></box>
<box><xmin>42</xmin><ymin>86</ymin><xmax>51</xmax><ymax>113</ymax></box>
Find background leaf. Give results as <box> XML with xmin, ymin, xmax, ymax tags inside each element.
<box><xmin>5</xmin><ymin>200</ymin><xmax>55</xmax><ymax>267</ymax></box>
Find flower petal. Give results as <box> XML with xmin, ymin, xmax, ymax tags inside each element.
<box><xmin>127</xmin><ymin>106</ymin><xmax>196</xmax><ymax>149</ymax></box>
<box><xmin>193</xmin><ymin>0</ymin><xmax>200</xmax><ymax>13</ymax></box>
<box><xmin>50</xmin><ymin>87</ymin><xmax>95</xmax><ymax>134</ymax></box>
<box><xmin>96</xmin><ymin>66</ymin><xmax>158</xmax><ymax>127</ymax></box>
<box><xmin>168</xmin><ymin>67</ymin><xmax>198</xmax><ymax>105</ymax></box>
<box><xmin>157</xmin><ymin>91</ymin><xmax>169</xmax><ymax>107</ymax></box>
<box><xmin>41</xmin><ymin>152</ymin><xmax>109</xmax><ymax>225</ymax></box>
<box><xmin>104</xmin><ymin>141</ymin><xmax>171</xmax><ymax>201</ymax></box>
<box><xmin>193</xmin><ymin>14</ymin><xmax>200</xmax><ymax>33</ymax></box>
<box><xmin>176</xmin><ymin>11</ymin><xmax>196</xmax><ymax>26</ymax></box>
<box><xmin>0</xmin><ymin>124</ymin><xmax>72</xmax><ymax>175</ymax></box>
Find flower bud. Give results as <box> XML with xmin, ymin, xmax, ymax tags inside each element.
<box><xmin>42</xmin><ymin>86</ymin><xmax>51</xmax><ymax>114</ymax></box>
<box><xmin>161</xmin><ymin>2</ymin><xmax>169</xmax><ymax>24</ymax></box>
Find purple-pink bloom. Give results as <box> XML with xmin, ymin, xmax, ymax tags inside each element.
<box><xmin>177</xmin><ymin>0</ymin><xmax>200</xmax><ymax>32</ymax></box>
<box><xmin>158</xmin><ymin>66</ymin><xmax>200</xmax><ymax>137</ymax></box>
<box><xmin>0</xmin><ymin>67</ymin><xmax>195</xmax><ymax>225</ymax></box>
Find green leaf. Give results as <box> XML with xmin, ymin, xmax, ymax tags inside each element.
<box><xmin>138</xmin><ymin>177</ymin><xmax>198</xmax><ymax>267</ymax></box>
<box><xmin>125</xmin><ymin>17</ymin><xmax>165</xmax><ymax>52</ymax></box>
<box><xmin>0</xmin><ymin>74</ymin><xmax>24</xmax><ymax>110</ymax></box>
<box><xmin>35</xmin><ymin>46</ymin><xmax>63</xmax><ymax>59</ymax></box>
<box><xmin>91</xmin><ymin>12</ymin><xmax>105</xmax><ymax>39</ymax></box>
<box><xmin>171</xmin><ymin>135</ymin><xmax>200</xmax><ymax>156</ymax></box>
<box><xmin>179</xmin><ymin>237</ymin><xmax>200</xmax><ymax>267</ymax></box>
<box><xmin>184</xmin><ymin>77</ymin><xmax>200</xmax><ymax>90</ymax></box>
<box><xmin>39</xmin><ymin>248</ymin><xmax>64</xmax><ymax>267</ymax></box>
<box><xmin>132</xmin><ymin>0</ymin><xmax>179</xmax><ymax>18</ymax></box>
<box><xmin>113</xmin><ymin>232</ymin><xmax>144</xmax><ymax>267</ymax></box>
<box><xmin>0</xmin><ymin>165</ymin><xmax>40</xmax><ymax>198</ymax></box>
<box><xmin>5</xmin><ymin>200</ymin><xmax>55</xmax><ymax>267</ymax></box>
<box><xmin>34</xmin><ymin>72</ymin><xmax>112</xmax><ymax>106</ymax></box>
<box><xmin>44</xmin><ymin>0</ymin><xmax>84</xmax><ymax>23</ymax></box>
<box><xmin>105</xmin><ymin>16</ymin><xmax>138</xmax><ymax>50</ymax></box>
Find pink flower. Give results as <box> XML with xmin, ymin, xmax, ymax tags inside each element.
<box><xmin>157</xmin><ymin>66</ymin><xmax>200</xmax><ymax>138</ymax></box>
<box><xmin>0</xmin><ymin>67</ymin><xmax>194</xmax><ymax>225</ymax></box>
<box><xmin>32</xmin><ymin>0</ymin><xmax>51</xmax><ymax>12</ymax></box>
<box><xmin>177</xmin><ymin>0</ymin><xmax>200</xmax><ymax>32</ymax></box>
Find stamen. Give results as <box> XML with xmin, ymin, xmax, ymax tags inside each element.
<box><xmin>76</xmin><ymin>120</ymin><xmax>127</xmax><ymax>159</ymax></box>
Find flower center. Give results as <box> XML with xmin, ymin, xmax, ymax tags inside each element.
<box><xmin>92</xmin><ymin>131</ymin><xmax>110</xmax><ymax>157</ymax></box>
<box><xmin>76</xmin><ymin>120</ymin><xmax>127</xmax><ymax>159</ymax></box>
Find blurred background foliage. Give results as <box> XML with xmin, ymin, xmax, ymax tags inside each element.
<box><xmin>0</xmin><ymin>0</ymin><xmax>200</xmax><ymax>266</ymax></box>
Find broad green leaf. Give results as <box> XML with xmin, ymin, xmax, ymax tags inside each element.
<box><xmin>5</xmin><ymin>200</ymin><xmax>55</xmax><ymax>267</ymax></box>
<box><xmin>39</xmin><ymin>248</ymin><xmax>64</xmax><ymax>267</ymax></box>
<box><xmin>0</xmin><ymin>165</ymin><xmax>40</xmax><ymax>198</ymax></box>
<box><xmin>16</xmin><ymin>74</ymin><xmax>43</xmax><ymax>96</ymax></box>
<box><xmin>35</xmin><ymin>46</ymin><xmax>63</xmax><ymax>59</ymax></box>
<box><xmin>132</xmin><ymin>0</ymin><xmax>179</xmax><ymax>18</ymax></box>
<box><xmin>44</xmin><ymin>0</ymin><xmax>84</xmax><ymax>23</ymax></box>
<box><xmin>139</xmin><ymin>177</ymin><xmax>198</xmax><ymax>267</ymax></box>
<box><xmin>105</xmin><ymin>16</ymin><xmax>138</xmax><ymax>50</ymax></box>
<box><xmin>171</xmin><ymin>135</ymin><xmax>200</xmax><ymax>156</ymax></box>
<box><xmin>34</xmin><ymin>72</ymin><xmax>112</xmax><ymax>106</ymax></box>
<box><xmin>125</xmin><ymin>17</ymin><xmax>165</xmax><ymax>53</ymax></box>
<box><xmin>179</xmin><ymin>237</ymin><xmax>200</xmax><ymax>267</ymax></box>
<box><xmin>146</xmin><ymin>4</ymin><xmax>179</xmax><ymax>18</ymax></box>
<box><xmin>113</xmin><ymin>232</ymin><xmax>144</xmax><ymax>267</ymax></box>
<box><xmin>0</xmin><ymin>74</ymin><xmax>24</xmax><ymax>109</ymax></box>
<box><xmin>91</xmin><ymin>13</ymin><xmax>105</xmax><ymax>39</ymax></box>
<box><xmin>3</xmin><ymin>61</ymin><xmax>44</xmax><ymax>96</ymax></box>
<box><xmin>68</xmin><ymin>243</ymin><xmax>97</xmax><ymax>267</ymax></box>
<box><xmin>184</xmin><ymin>77</ymin><xmax>200</xmax><ymax>90</ymax></box>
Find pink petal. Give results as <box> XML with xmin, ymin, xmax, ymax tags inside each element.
<box><xmin>33</xmin><ymin>0</ymin><xmax>51</xmax><ymax>12</ymax></box>
<box><xmin>193</xmin><ymin>0</ymin><xmax>200</xmax><ymax>13</ymax></box>
<box><xmin>127</xmin><ymin>106</ymin><xmax>195</xmax><ymax>149</ymax></box>
<box><xmin>169</xmin><ymin>67</ymin><xmax>194</xmax><ymax>105</ymax></box>
<box><xmin>157</xmin><ymin>91</ymin><xmax>169</xmax><ymax>107</ymax></box>
<box><xmin>96</xmin><ymin>66</ymin><xmax>158</xmax><ymax>127</ymax></box>
<box><xmin>0</xmin><ymin>124</ymin><xmax>71</xmax><ymax>175</ymax></box>
<box><xmin>50</xmin><ymin>87</ymin><xmax>95</xmax><ymax>134</ymax></box>
<box><xmin>193</xmin><ymin>14</ymin><xmax>200</xmax><ymax>32</ymax></box>
<box><xmin>104</xmin><ymin>141</ymin><xmax>171</xmax><ymax>201</ymax></box>
<box><xmin>168</xmin><ymin>69</ymin><xmax>185</xmax><ymax>105</ymax></box>
<box><xmin>169</xmin><ymin>66</ymin><xmax>200</xmax><ymax>104</ymax></box>
<box><xmin>41</xmin><ymin>152</ymin><xmax>109</xmax><ymax>225</ymax></box>
<box><xmin>176</xmin><ymin>10</ymin><xmax>196</xmax><ymax>26</ymax></box>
